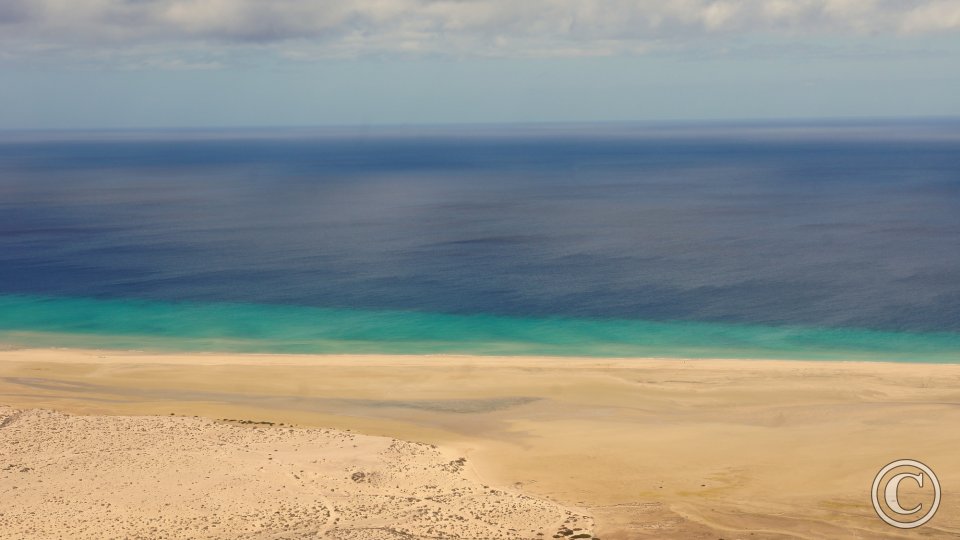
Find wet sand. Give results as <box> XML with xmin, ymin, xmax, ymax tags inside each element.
<box><xmin>2</xmin><ymin>348</ymin><xmax>959</xmax><ymax>538</ymax></box>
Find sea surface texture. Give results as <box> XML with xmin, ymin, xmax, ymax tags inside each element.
<box><xmin>1</xmin><ymin>122</ymin><xmax>958</xmax><ymax>361</ymax></box>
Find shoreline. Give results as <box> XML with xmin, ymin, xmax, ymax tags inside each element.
<box><xmin>4</xmin><ymin>344</ymin><xmax>958</xmax><ymax>367</ymax></box>
<box><xmin>2</xmin><ymin>347</ymin><xmax>960</xmax><ymax>538</ymax></box>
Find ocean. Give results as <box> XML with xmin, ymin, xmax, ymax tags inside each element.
<box><xmin>1</xmin><ymin>121</ymin><xmax>959</xmax><ymax>361</ymax></box>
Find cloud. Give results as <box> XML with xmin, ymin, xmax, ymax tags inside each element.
<box><xmin>0</xmin><ymin>0</ymin><xmax>32</xmax><ymax>24</ymax></box>
<box><xmin>900</xmin><ymin>0</ymin><xmax>960</xmax><ymax>32</ymax></box>
<box><xmin>2</xmin><ymin>0</ymin><xmax>958</xmax><ymax>64</ymax></box>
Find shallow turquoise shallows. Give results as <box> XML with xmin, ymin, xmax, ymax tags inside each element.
<box><xmin>0</xmin><ymin>294</ymin><xmax>958</xmax><ymax>362</ymax></box>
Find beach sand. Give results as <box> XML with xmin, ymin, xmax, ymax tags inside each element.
<box><xmin>0</xmin><ymin>406</ymin><xmax>592</xmax><ymax>539</ymax></box>
<box><xmin>2</xmin><ymin>348</ymin><xmax>959</xmax><ymax>538</ymax></box>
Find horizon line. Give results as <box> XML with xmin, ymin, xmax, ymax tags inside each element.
<box><xmin>3</xmin><ymin>115</ymin><xmax>960</xmax><ymax>135</ymax></box>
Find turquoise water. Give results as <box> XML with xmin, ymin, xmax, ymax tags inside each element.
<box><xmin>1</xmin><ymin>295</ymin><xmax>958</xmax><ymax>362</ymax></box>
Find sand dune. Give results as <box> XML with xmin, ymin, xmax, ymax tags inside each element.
<box><xmin>0</xmin><ymin>406</ymin><xmax>593</xmax><ymax>539</ymax></box>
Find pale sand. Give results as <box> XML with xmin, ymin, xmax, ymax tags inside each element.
<box><xmin>2</xmin><ymin>348</ymin><xmax>960</xmax><ymax>539</ymax></box>
<box><xmin>0</xmin><ymin>406</ymin><xmax>591</xmax><ymax>539</ymax></box>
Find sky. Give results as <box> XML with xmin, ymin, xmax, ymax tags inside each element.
<box><xmin>1</xmin><ymin>0</ymin><xmax>959</xmax><ymax>129</ymax></box>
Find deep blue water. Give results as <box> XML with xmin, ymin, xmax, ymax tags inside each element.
<box><xmin>1</xmin><ymin>121</ymin><xmax>959</xmax><ymax>359</ymax></box>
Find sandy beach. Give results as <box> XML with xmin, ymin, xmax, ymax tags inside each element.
<box><xmin>2</xmin><ymin>348</ymin><xmax>959</xmax><ymax>539</ymax></box>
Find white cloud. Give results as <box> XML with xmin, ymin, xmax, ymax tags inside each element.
<box><xmin>901</xmin><ymin>0</ymin><xmax>960</xmax><ymax>32</ymax></box>
<box><xmin>1</xmin><ymin>0</ymin><xmax>958</xmax><ymax>64</ymax></box>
